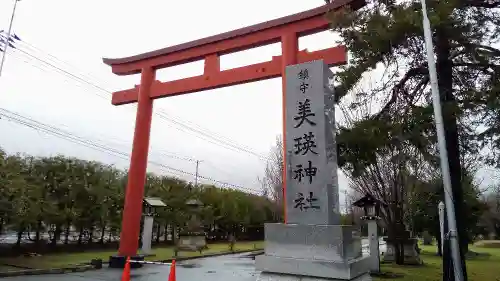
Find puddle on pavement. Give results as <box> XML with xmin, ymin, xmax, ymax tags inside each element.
<box><xmin>130</xmin><ymin>272</ymin><xmax>161</xmax><ymax>277</ymax></box>
<box><xmin>223</xmin><ymin>259</ymin><xmax>256</xmax><ymax>267</ymax></box>
<box><xmin>179</xmin><ymin>263</ymin><xmax>202</xmax><ymax>268</ymax></box>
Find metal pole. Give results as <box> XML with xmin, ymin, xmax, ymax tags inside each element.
<box><xmin>420</xmin><ymin>0</ymin><xmax>464</xmax><ymax>280</ymax></box>
<box><xmin>0</xmin><ymin>0</ymin><xmax>20</xmax><ymax>77</ymax></box>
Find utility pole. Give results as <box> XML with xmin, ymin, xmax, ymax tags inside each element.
<box><xmin>0</xmin><ymin>0</ymin><xmax>21</xmax><ymax>78</ymax></box>
<box><xmin>194</xmin><ymin>160</ymin><xmax>203</xmax><ymax>187</ymax></box>
<box><xmin>420</xmin><ymin>0</ymin><xmax>466</xmax><ymax>280</ymax></box>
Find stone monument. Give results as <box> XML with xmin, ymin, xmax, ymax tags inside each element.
<box><xmin>382</xmin><ymin>229</ymin><xmax>423</xmax><ymax>265</ymax></box>
<box><xmin>255</xmin><ymin>60</ymin><xmax>372</xmax><ymax>281</ymax></box>
<box><xmin>177</xmin><ymin>198</ymin><xmax>207</xmax><ymax>251</ymax></box>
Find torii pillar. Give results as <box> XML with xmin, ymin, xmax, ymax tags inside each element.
<box><xmin>103</xmin><ymin>0</ymin><xmax>365</xmax><ymax>268</ymax></box>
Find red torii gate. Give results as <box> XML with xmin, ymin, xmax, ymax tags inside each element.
<box><xmin>103</xmin><ymin>0</ymin><xmax>365</xmax><ymax>262</ymax></box>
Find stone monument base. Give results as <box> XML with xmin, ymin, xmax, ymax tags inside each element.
<box><xmin>256</xmin><ymin>223</ymin><xmax>372</xmax><ymax>281</ymax></box>
<box><xmin>177</xmin><ymin>234</ymin><xmax>207</xmax><ymax>251</ymax></box>
<box><xmin>257</xmin><ymin>271</ymin><xmax>372</xmax><ymax>281</ymax></box>
<box><xmin>382</xmin><ymin>238</ymin><xmax>423</xmax><ymax>265</ymax></box>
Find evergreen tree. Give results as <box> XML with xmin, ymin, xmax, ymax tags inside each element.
<box><xmin>332</xmin><ymin>0</ymin><xmax>499</xmax><ymax>269</ymax></box>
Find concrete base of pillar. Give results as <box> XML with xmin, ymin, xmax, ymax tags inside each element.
<box><xmin>256</xmin><ymin>223</ymin><xmax>372</xmax><ymax>280</ymax></box>
<box><xmin>257</xmin><ymin>272</ymin><xmax>372</xmax><ymax>281</ymax></box>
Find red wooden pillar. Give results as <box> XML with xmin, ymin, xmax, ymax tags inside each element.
<box><xmin>281</xmin><ymin>33</ymin><xmax>298</xmax><ymax>224</ymax></box>
<box><xmin>118</xmin><ymin>67</ymin><xmax>155</xmax><ymax>256</ymax></box>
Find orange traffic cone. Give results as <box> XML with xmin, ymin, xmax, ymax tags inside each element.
<box><xmin>168</xmin><ymin>259</ymin><xmax>176</xmax><ymax>281</ymax></box>
<box><xmin>121</xmin><ymin>257</ymin><xmax>131</xmax><ymax>281</ymax></box>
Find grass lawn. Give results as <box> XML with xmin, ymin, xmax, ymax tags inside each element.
<box><xmin>0</xmin><ymin>265</ymin><xmax>19</xmax><ymax>272</ymax></box>
<box><xmin>378</xmin><ymin>244</ymin><xmax>500</xmax><ymax>281</ymax></box>
<box><xmin>0</xmin><ymin>241</ymin><xmax>263</xmax><ymax>270</ymax></box>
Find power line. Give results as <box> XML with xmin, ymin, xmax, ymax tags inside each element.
<box><xmin>0</xmin><ymin>51</ymin><xmax>195</xmax><ymax>164</ymax></box>
<box><xmin>0</xmin><ymin>107</ymin><xmax>260</xmax><ymax>194</ymax></box>
<box><xmin>12</xmin><ymin>36</ymin><xmax>108</xmax><ymax>87</ymax></box>
<box><xmin>10</xmin><ymin>46</ymin><xmax>269</xmax><ymax>160</ymax></box>
<box><xmin>15</xmin><ymin>47</ymin><xmax>112</xmax><ymax>94</ymax></box>
<box><xmin>5</xmin><ymin>48</ymin><xmax>110</xmax><ymax>100</ymax></box>
<box><xmin>41</xmin><ymin>43</ymin><xmax>265</xmax><ymax>156</ymax></box>
<box><xmin>1</xmin><ymin>42</ymin><xmax>261</xmax><ymax>186</ymax></box>
<box><xmin>0</xmin><ymin>33</ymin><xmax>268</xmax><ymax>190</ymax></box>
<box><xmin>0</xmin><ymin>48</ymin><xmax>200</xmax><ymax>165</ymax></box>
<box><xmin>0</xmin><ymin>108</ymin><xmax>256</xmax><ymax>192</ymax></box>
<box><xmin>154</xmin><ymin>111</ymin><xmax>269</xmax><ymax>161</ymax></box>
<box><xmin>0</xmin><ymin>32</ymin><xmax>270</xmax><ymax>161</ymax></box>
<box><xmin>202</xmin><ymin>160</ymin><xmax>258</xmax><ymax>186</ymax></box>
<box><xmin>155</xmin><ymin>109</ymin><xmax>264</xmax><ymax>154</ymax></box>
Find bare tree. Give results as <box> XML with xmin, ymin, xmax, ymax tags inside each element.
<box><xmin>347</xmin><ymin>143</ymin><xmax>419</xmax><ymax>264</ymax></box>
<box><xmin>259</xmin><ymin>136</ymin><xmax>284</xmax><ymax>220</ymax></box>
<box><xmin>481</xmin><ymin>185</ymin><xmax>500</xmax><ymax>238</ymax></box>
<box><xmin>338</xmin><ymin>86</ymin><xmax>432</xmax><ymax>264</ymax></box>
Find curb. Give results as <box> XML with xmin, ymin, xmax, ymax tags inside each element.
<box><xmin>154</xmin><ymin>248</ymin><xmax>264</xmax><ymax>263</ymax></box>
<box><xmin>100</xmin><ymin>248</ymin><xmax>265</xmax><ymax>265</ymax></box>
<box><xmin>0</xmin><ymin>248</ymin><xmax>264</xmax><ymax>277</ymax></box>
<box><xmin>0</xmin><ymin>265</ymin><xmax>94</xmax><ymax>278</ymax></box>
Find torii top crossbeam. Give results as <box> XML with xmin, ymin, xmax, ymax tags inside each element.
<box><xmin>102</xmin><ymin>0</ymin><xmax>365</xmax><ymax>260</ymax></box>
<box><xmin>103</xmin><ymin>0</ymin><xmax>364</xmax><ymax>106</ymax></box>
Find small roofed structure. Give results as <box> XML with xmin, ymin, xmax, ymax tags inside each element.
<box><xmin>185</xmin><ymin>198</ymin><xmax>203</xmax><ymax>208</ymax></box>
<box><xmin>143</xmin><ymin>197</ymin><xmax>167</xmax><ymax>216</ymax></box>
<box><xmin>352</xmin><ymin>193</ymin><xmax>387</xmax><ymax>220</ymax></box>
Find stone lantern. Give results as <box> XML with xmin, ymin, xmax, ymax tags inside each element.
<box><xmin>141</xmin><ymin>197</ymin><xmax>166</xmax><ymax>255</ymax></box>
<box><xmin>177</xmin><ymin>198</ymin><xmax>207</xmax><ymax>251</ymax></box>
<box><xmin>353</xmin><ymin>195</ymin><xmax>422</xmax><ymax>265</ymax></box>
<box><xmin>353</xmin><ymin>193</ymin><xmax>385</xmax><ymax>220</ymax></box>
<box><xmin>353</xmin><ymin>193</ymin><xmax>386</xmax><ymax>273</ymax></box>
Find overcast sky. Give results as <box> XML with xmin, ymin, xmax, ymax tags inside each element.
<box><xmin>0</xmin><ymin>0</ymin><xmax>498</xmax><ymax>209</ymax></box>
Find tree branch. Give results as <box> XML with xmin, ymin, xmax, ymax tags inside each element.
<box><xmin>462</xmin><ymin>0</ymin><xmax>500</xmax><ymax>8</ymax></box>
<box><xmin>453</xmin><ymin>62</ymin><xmax>500</xmax><ymax>68</ymax></box>
<box><xmin>457</xmin><ymin>43</ymin><xmax>500</xmax><ymax>60</ymax></box>
<box><xmin>474</xmin><ymin>44</ymin><xmax>500</xmax><ymax>57</ymax></box>
<box><xmin>374</xmin><ymin>65</ymin><xmax>428</xmax><ymax>119</ymax></box>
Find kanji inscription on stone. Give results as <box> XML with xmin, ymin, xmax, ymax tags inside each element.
<box><xmin>285</xmin><ymin>60</ymin><xmax>340</xmax><ymax>225</ymax></box>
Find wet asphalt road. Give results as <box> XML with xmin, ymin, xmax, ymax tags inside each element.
<box><xmin>1</xmin><ymin>253</ymin><xmax>260</xmax><ymax>281</ymax></box>
<box><xmin>1</xmin><ymin>240</ymin><xmax>385</xmax><ymax>281</ymax></box>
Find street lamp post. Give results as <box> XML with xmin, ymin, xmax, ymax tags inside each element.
<box><xmin>0</xmin><ymin>0</ymin><xmax>21</xmax><ymax>78</ymax></box>
<box><xmin>419</xmin><ymin>0</ymin><xmax>465</xmax><ymax>280</ymax></box>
